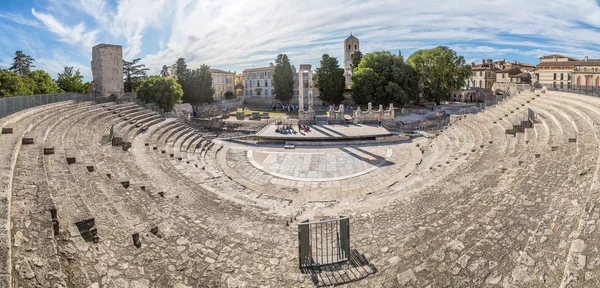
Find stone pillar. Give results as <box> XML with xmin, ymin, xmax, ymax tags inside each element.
<box><xmin>298</xmin><ymin>69</ymin><xmax>304</xmax><ymax>110</ymax></box>
<box><xmin>367</xmin><ymin>102</ymin><xmax>372</xmax><ymax>112</ymax></box>
<box><xmin>92</xmin><ymin>44</ymin><xmax>124</xmax><ymax>98</ymax></box>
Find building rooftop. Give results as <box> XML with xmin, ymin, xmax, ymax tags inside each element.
<box><xmin>540</xmin><ymin>54</ymin><xmax>579</xmax><ymax>61</ymax></box>
<box><xmin>537</xmin><ymin>60</ymin><xmax>600</xmax><ymax>67</ymax></box>
<box><xmin>345</xmin><ymin>33</ymin><xmax>359</xmax><ymax>42</ymax></box>
<box><xmin>208</xmin><ymin>68</ymin><xmax>233</xmax><ymax>74</ymax></box>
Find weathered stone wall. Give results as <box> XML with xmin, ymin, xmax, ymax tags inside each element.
<box><xmin>353</xmin><ymin>103</ymin><xmax>394</xmax><ymax>124</ymax></box>
<box><xmin>92</xmin><ymin>44</ymin><xmax>124</xmax><ymax>98</ymax></box>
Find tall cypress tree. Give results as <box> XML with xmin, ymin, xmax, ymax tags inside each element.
<box><xmin>273</xmin><ymin>54</ymin><xmax>294</xmax><ymax>102</ymax></box>
<box><xmin>315</xmin><ymin>54</ymin><xmax>346</xmax><ymax>105</ymax></box>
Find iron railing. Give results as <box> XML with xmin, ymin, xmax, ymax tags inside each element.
<box><xmin>299</xmin><ymin>217</ymin><xmax>350</xmax><ymax>268</ymax></box>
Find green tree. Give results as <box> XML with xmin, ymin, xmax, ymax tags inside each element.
<box><xmin>407</xmin><ymin>46</ymin><xmax>471</xmax><ymax>105</ymax></box>
<box><xmin>160</xmin><ymin>65</ymin><xmax>170</xmax><ymax>77</ymax></box>
<box><xmin>273</xmin><ymin>54</ymin><xmax>295</xmax><ymax>102</ymax></box>
<box><xmin>27</xmin><ymin>70</ymin><xmax>59</xmax><ymax>94</ymax></box>
<box><xmin>174</xmin><ymin>58</ymin><xmax>188</xmax><ymax>82</ymax></box>
<box><xmin>136</xmin><ymin>76</ymin><xmax>183</xmax><ymax>112</ymax></box>
<box><xmin>123</xmin><ymin>58</ymin><xmax>150</xmax><ymax>92</ymax></box>
<box><xmin>315</xmin><ymin>54</ymin><xmax>346</xmax><ymax>105</ymax></box>
<box><xmin>181</xmin><ymin>65</ymin><xmax>215</xmax><ymax>104</ymax></box>
<box><xmin>224</xmin><ymin>91</ymin><xmax>235</xmax><ymax>99</ymax></box>
<box><xmin>351</xmin><ymin>51</ymin><xmax>419</xmax><ymax>107</ymax></box>
<box><xmin>9</xmin><ymin>51</ymin><xmax>35</xmax><ymax>76</ymax></box>
<box><xmin>56</xmin><ymin>66</ymin><xmax>88</xmax><ymax>93</ymax></box>
<box><xmin>350</xmin><ymin>51</ymin><xmax>363</xmax><ymax>70</ymax></box>
<box><xmin>0</xmin><ymin>69</ymin><xmax>33</xmax><ymax>97</ymax></box>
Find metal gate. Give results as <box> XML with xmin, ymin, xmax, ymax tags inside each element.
<box><xmin>298</xmin><ymin>216</ymin><xmax>350</xmax><ymax>268</ymax></box>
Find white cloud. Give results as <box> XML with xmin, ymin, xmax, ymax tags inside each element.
<box><xmin>35</xmin><ymin>50</ymin><xmax>91</xmax><ymax>80</ymax></box>
<box><xmin>0</xmin><ymin>12</ymin><xmax>40</xmax><ymax>26</ymax></box>
<box><xmin>31</xmin><ymin>8</ymin><xmax>98</xmax><ymax>50</ymax></box>
<box><xmin>10</xmin><ymin>0</ymin><xmax>600</xmax><ymax>78</ymax></box>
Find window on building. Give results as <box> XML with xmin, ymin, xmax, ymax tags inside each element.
<box><xmin>560</xmin><ymin>82</ymin><xmax>563</xmax><ymax>89</ymax></box>
<box><xmin>355</xmin><ymin>45</ymin><xmax>357</xmax><ymax>49</ymax></box>
<box><xmin>568</xmin><ymin>73</ymin><xmax>572</xmax><ymax>81</ymax></box>
<box><xmin>502</xmin><ymin>73</ymin><xmax>505</xmax><ymax>79</ymax></box>
<box><xmin>348</xmin><ymin>45</ymin><xmax>350</xmax><ymax>49</ymax></box>
<box><xmin>259</xmin><ymin>72</ymin><xmax>264</xmax><ymax>77</ymax></box>
<box><xmin>553</xmin><ymin>73</ymin><xmax>556</xmax><ymax>80</ymax></box>
<box><xmin>479</xmin><ymin>71</ymin><xmax>482</xmax><ymax>77</ymax></box>
<box><xmin>561</xmin><ymin>73</ymin><xmax>563</xmax><ymax>80</ymax></box>
<box><xmin>479</xmin><ymin>80</ymin><xmax>482</xmax><ymax>88</ymax></box>
<box><xmin>257</xmin><ymin>80</ymin><xmax>261</xmax><ymax>87</ymax></box>
<box><xmin>553</xmin><ymin>82</ymin><xmax>556</xmax><ymax>89</ymax></box>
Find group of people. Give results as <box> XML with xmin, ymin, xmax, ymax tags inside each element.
<box><xmin>272</xmin><ymin>103</ymin><xmax>299</xmax><ymax>112</ymax></box>
<box><xmin>298</xmin><ymin>124</ymin><xmax>311</xmax><ymax>133</ymax></box>
<box><xmin>275</xmin><ymin>125</ymin><xmax>297</xmax><ymax>135</ymax></box>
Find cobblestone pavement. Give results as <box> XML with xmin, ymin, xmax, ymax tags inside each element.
<box><xmin>248</xmin><ymin>147</ymin><xmax>393</xmax><ymax>181</ymax></box>
<box><xmin>2</xmin><ymin>90</ymin><xmax>600</xmax><ymax>287</ymax></box>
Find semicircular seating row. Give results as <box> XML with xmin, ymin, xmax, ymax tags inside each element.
<box><xmin>2</xmin><ymin>90</ymin><xmax>600</xmax><ymax>287</ymax></box>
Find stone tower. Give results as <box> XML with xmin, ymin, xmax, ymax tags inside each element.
<box><xmin>91</xmin><ymin>44</ymin><xmax>124</xmax><ymax>98</ymax></box>
<box><xmin>343</xmin><ymin>33</ymin><xmax>359</xmax><ymax>87</ymax></box>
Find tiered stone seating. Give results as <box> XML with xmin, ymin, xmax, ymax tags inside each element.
<box><xmin>6</xmin><ymin>91</ymin><xmax>600</xmax><ymax>287</ymax></box>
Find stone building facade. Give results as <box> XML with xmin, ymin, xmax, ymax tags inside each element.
<box><xmin>468</xmin><ymin>59</ymin><xmax>497</xmax><ymax>89</ymax></box>
<box><xmin>234</xmin><ymin>74</ymin><xmax>244</xmax><ymax>97</ymax></box>
<box><xmin>91</xmin><ymin>44</ymin><xmax>124</xmax><ymax>98</ymax></box>
<box><xmin>243</xmin><ymin>64</ymin><xmax>275</xmax><ymax>98</ymax></box>
<box><xmin>208</xmin><ymin>69</ymin><xmax>235</xmax><ymax>101</ymax></box>
<box><xmin>536</xmin><ymin>54</ymin><xmax>600</xmax><ymax>89</ymax></box>
<box><xmin>343</xmin><ymin>34</ymin><xmax>360</xmax><ymax>87</ymax></box>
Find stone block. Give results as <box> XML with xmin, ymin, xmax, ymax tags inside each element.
<box><xmin>480</xmin><ymin>145</ymin><xmax>485</xmax><ymax>148</ymax></box>
<box><xmin>471</xmin><ymin>149</ymin><xmax>476</xmax><ymax>152</ymax></box>
<box><xmin>43</xmin><ymin>147</ymin><xmax>55</xmax><ymax>155</ymax></box>
<box><xmin>150</xmin><ymin>226</ymin><xmax>161</xmax><ymax>238</ymax></box>
<box><xmin>169</xmin><ymin>153</ymin><xmax>174</xmax><ymax>158</ymax></box>
<box><xmin>112</xmin><ymin>137</ymin><xmax>122</xmax><ymax>146</ymax></box>
<box><xmin>22</xmin><ymin>137</ymin><xmax>34</xmax><ymax>145</ymax></box>
<box><xmin>132</xmin><ymin>233</ymin><xmax>141</xmax><ymax>248</ymax></box>
<box><xmin>145</xmin><ymin>143</ymin><xmax>149</xmax><ymax>146</ymax></box>
<box><xmin>122</xmin><ymin>142</ymin><xmax>132</xmax><ymax>151</ymax></box>
<box><xmin>75</xmin><ymin>218</ymin><xmax>98</xmax><ymax>243</ymax></box>
<box><xmin>66</xmin><ymin>157</ymin><xmax>76</xmax><ymax>165</ymax></box>
<box><xmin>1</xmin><ymin>127</ymin><xmax>13</xmax><ymax>134</ymax></box>
<box><xmin>153</xmin><ymin>147</ymin><xmax>158</xmax><ymax>150</ymax></box>
<box><xmin>489</xmin><ymin>141</ymin><xmax>493</xmax><ymax>144</ymax></box>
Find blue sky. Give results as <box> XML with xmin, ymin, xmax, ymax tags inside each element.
<box><xmin>1</xmin><ymin>0</ymin><xmax>600</xmax><ymax>81</ymax></box>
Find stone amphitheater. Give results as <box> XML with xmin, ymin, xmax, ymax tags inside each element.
<box><xmin>2</xmin><ymin>89</ymin><xmax>600</xmax><ymax>288</ymax></box>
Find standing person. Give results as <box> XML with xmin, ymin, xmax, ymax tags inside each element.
<box><xmin>378</xmin><ymin>116</ymin><xmax>382</xmax><ymax>127</ymax></box>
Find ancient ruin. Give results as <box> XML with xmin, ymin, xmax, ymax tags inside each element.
<box><xmin>91</xmin><ymin>44</ymin><xmax>124</xmax><ymax>99</ymax></box>
<box><xmin>2</xmin><ymin>45</ymin><xmax>600</xmax><ymax>288</ymax></box>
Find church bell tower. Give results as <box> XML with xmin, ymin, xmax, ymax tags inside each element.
<box><xmin>344</xmin><ymin>33</ymin><xmax>360</xmax><ymax>87</ymax></box>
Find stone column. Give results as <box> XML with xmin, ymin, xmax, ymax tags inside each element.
<box><xmin>298</xmin><ymin>69</ymin><xmax>304</xmax><ymax>110</ymax></box>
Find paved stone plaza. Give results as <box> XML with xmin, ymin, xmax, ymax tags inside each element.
<box><xmin>2</xmin><ymin>89</ymin><xmax>600</xmax><ymax>287</ymax></box>
<box><xmin>257</xmin><ymin>123</ymin><xmax>391</xmax><ymax>140</ymax></box>
<box><xmin>248</xmin><ymin>147</ymin><xmax>392</xmax><ymax>181</ymax></box>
